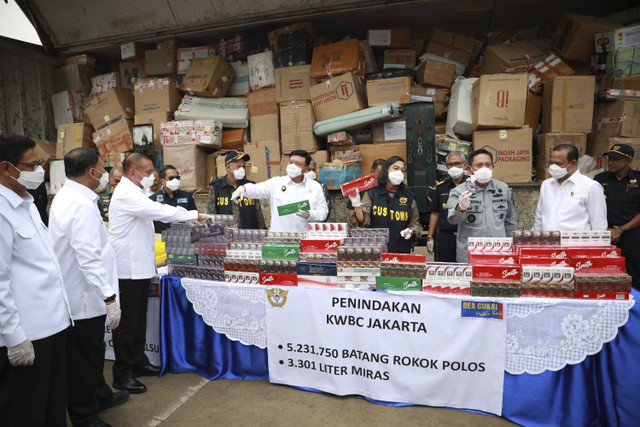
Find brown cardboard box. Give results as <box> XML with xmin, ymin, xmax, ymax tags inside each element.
<box><xmin>56</xmin><ymin>123</ymin><xmax>95</xmax><ymax>159</ymax></box>
<box><xmin>555</xmin><ymin>13</ymin><xmax>620</xmax><ymax>62</ymax></box>
<box><xmin>135</xmin><ymin>111</ymin><xmax>171</xmax><ymax>151</ymax></box>
<box><xmin>309</xmin><ymin>72</ymin><xmax>367</xmax><ymax>122</ymax></box>
<box><xmin>366</xmin><ymin>77</ymin><xmax>411</xmax><ymax>107</ymax></box>
<box><xmin>162</xmin><ymin>144</ymin><xmax>207</xmax><ymax>190</ymax></box>
<box><xmin>244</xmin><ymin>140</ymin><xmax>282</xmax><ymax>182</ymax></box>
<box><xmin>480</xmin><ymin>41</ymin><xmax>545</xmax><ymax>75</ymax></box>
<box><xmin>133</xmin><ymin>78</ymin><xmax>182</xmax><ymax>115</ymax></box>
<box><xmin>528</xmin><ymin>54</ymin><xmax>575</xmax><ymax>93</ymax></box>
<box><xmin>410</xmin><ymin>86</ymin><xmax>449</xmax><ymax>120</ymax></box>
<box><xmin>382</xmin><ymin>49</ymin><xmax>416</xmax><ymax>69</ymax></box>
<box><xmin>599</xmin><ymin>75</ymin><xmax>640</xmax><ymax>91</ymax></box>
<box><xmin>92</xmin><ymin>118</ymin><xmax>134</xmax><ymax>157</ymax></box>
<box><xmin>542</xmin><ymin>76</ymin><xmax>596</xmax><ymax>133</ymax></box>
<box><xmin>250</xmin><ymin>114</ymin><xmax>280</xmax><ymax>142</ymax></box>
<box><xmin>64</xmin><ymin>54</ymin><xmax>96</xmax><ymax>67</ymax></box>
<box><xmin>54</xmin><ymin>64</ymin><xmax>96</xmax><ymax>95</ymax></box>
<box><xmin>435</xmin><ymin>122</ymin><xmax>446</xmax><ymax>134</ymax></box>
<box><xmin>247</xmin><ymin>87</ymin><xmax>278</xmax><ymax>116</ymax></box>
<box><xmin>588</xmin><ymin>137</ymin><xmax>640</xmax><ymax>171</ymax></box>
<box><xmin>359</xmin><ymin>141</ymin><xmax>407</xmax><ymax>177</ymax></box>
<box><xmin>280</xmin><ymin>102</ymin><xmax>317</xmax><ymax>153</ymax></box>
<box><xmin>215</xmin><ymin>153</ymin><xmax>230</xmax><ymax>179</ymax></box>
<box><xmin>310</xmin><ymin>39</ymin><xmax>365</xmax><ymax>80</ymax></box>
<box><xmin>360</xmin><ymin>40</ymin><xmax>378</xmax><ymax>73</ymax></box>
<box><xmin>536</xmin><ymin>133</ymin><xmax>587</xmax><ymax>180</ymax></box>
<box><xmin>268</xmin><ymin>22</ymin><xmax>317</xmax><ymax>54</ymax></box>
<box><xmin>472</xmin><ymin>74</ymin><xmax>528</xmax><ymax>130</ymax></box>
<box><xmin>221</xmin><ymin>129</ymin><xmax>247</xmax><ymax>150</ymax></box>
<box><xmin>426</xmin><ymin>29</ymin><xmax>476</xmax><ymax>66</ymax></box>
<box><xmin>416</xmin><ymin>60</ymin><xmax>456</xmax><ymax>89</ymax></box>
<box><xmin>205</xmin><ymin>153</ymin><xmax>217</xmax><ymax>184</ymax></box>
<box><xmin>104</xmin><ymin>152</ymin><xmax>130</xmax><ymax>170</ymax></box>
<box><xmin>84</xmin><ymin>88</ymin><xmax>134</xmax><ymax>127</ymax></box>
<box><xmin>275</xmin><ymin>65</ymin><xmax>312</xmax><ymax>103</ymax></box>
<box><xmin>371</xmin><ymin>116</ymin><xmax>406</xmax><ymax>144</ymax></box>
<box><xmin>119</xmin><ymin>61</ymin><xmax>145</xmax><ymax>89</ymax></box>
<box><xmin>472</xmin><ymin>128</ymin><xmax>533</xmax><ymax>183</ymax></box>
<box><xmin>121</xmin><ymin>42</ymin><xmax>147</xmax><ymax>62</ymax></box>
<box><xmin>144</xmin><ymin>49</ymin><xmax>176</xmax><ymax>76</ymax></box>
<box><xmin>179</xmin><ymin>57</ymin><xmax>235</xmax><ymax>97</ymax></box>
<box><xmin>592</xmin><ymin>100</ymin><xmax>640</xmax><ymax>139</ymax></box>
<box><xmin>33</xmin><ymin>139</ymin><xmax>56</xmax><ymax>177</ymax></box>
<box><xmin>367</xmin><ymin>28</ymin><xmax>411</xmax><ymax>49</ymax></box>
<box><xmin>525</xmin><ymin>92</ymin><xmax>543</xmax><ymax>130</ymax></box>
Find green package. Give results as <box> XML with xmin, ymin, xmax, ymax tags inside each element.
<box><xmin>261</xmin><ymin>243</ymin><xmax>300</xmax><ymax>260</ymax></box>
<box><xmin>375</xmin><ymin>276</ymin><xmax>422</xmax><ymax>292</ymax></box>
<box><xmin>277</xmin><ymin>199</ymin><xmax>311</xmax><ymax>216</ymax></box>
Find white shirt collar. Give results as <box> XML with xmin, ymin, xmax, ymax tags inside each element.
<box><xmin>0</xmin><ymin>182</ymin><xmax>33</xmax><ymax>208</ymax></box>
<box><xmin>64</xmin><ymin>179</ymin><xmax>99</xmax><ymax>203</ymax></box>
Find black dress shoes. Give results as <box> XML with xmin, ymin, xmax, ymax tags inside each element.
<box><xmin>134</xmin><ymin>363</ymin><xmax>162</xmax><ymax>377</ymax></box>
<box><xmin>112</xmin><ymin>377</ymin><xmax>147</xmax><ymax>394</ymax></box>
<box><xmin>99</xmin><ymin>390</ymin><xmax>130</xmax><ymax>411</ymax></box>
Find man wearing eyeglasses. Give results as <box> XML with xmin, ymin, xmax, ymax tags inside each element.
<box><xmin>149</xmin><ymin>165</ymin><xmax>197</xmax><ymax>233</ymax></box>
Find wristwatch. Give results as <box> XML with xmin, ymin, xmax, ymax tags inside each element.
<box><xmin>620</xmin><ymin>225</ymin><xmax>627</xmax><ymax>233</ymax></box>
<box><xmin>104</xmin><ymin>294</ymin><xmax>116</xmax><ymax>303</ymax></box>
<box><xmin>427</xmin><ymin>235</ymin><xmax>433</xmax><ymax>240</ymax></box>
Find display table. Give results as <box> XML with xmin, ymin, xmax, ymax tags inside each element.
<box><xmin>160</xmin><ymin>276</ymin><xmax>640</xmax><ymax>425</ymax></box>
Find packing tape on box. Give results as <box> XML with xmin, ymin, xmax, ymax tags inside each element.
<box><xmin>430</xmin><ymin>34</ymin><xmax>474</xmax><ymax>56</ymax></box>
<box><xmin>552</xmin><ymin>80</ymin><xmax>586</xmax><ymax>132</ymax></box>
<box><xmin>592</xmin><ymin>103</ymin><xmax>627</xmax><ymax>138</ymax></box>
<box><xmin>75</xmin><ymin>123</ymin><xmax>81</xmax><ymax>148</ymax></box>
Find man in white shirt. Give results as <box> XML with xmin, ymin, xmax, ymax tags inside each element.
<box><xmin>0</xmin><ymin>134</ymin><xmax>72</xmax><ymax>426</ymax></box>
<box><xmin>533</xmin><ymin>144</ymin><xmax>607</xmax><ymax>232</ymax></box>
<box><xmin>49</xmin><ymin>148</ymin><xmax>129</xmax><ymax>427</ymax></box>
<box><xmin>109</xmin><ymin>153</ymin><xmax>207</xmax><ymax>394</ymax></box>
<box><xmin>230</xmin><ymin>150</ymin><xmax>328</xmax><ymax>232</ymax></box>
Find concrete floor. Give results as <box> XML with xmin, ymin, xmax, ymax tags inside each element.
<box><xmin>97</xmin><ymin>361</ymin><xmax>517</xmax><ymax>427</ymax></box>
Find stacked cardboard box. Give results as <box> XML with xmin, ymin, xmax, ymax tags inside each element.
<box><xmin>84</xmin><ymin>88</ymin><xmax>135</xmax><ymax>158</ymax></box>
<box><xmin>134</xmin><ymin>78</ymin><xmax>182</xmax><ymax>153</ymax></box>
<box><xmin>248</xmin><ymin>87</ymin><xmax>279</xmax><ymax>142</ymax></box>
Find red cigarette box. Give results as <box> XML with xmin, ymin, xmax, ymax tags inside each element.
<box><xmin>300</xmin><ymin>238</ymin><xmax>343</xmax><ymax>254</ymax></box>
<box><xmin>571</xmin><ymin>256</ymin><xmax>626</xmax><ymax>272</ymax></box>
<box><xmin>566</xmin><ymin>246</ymin><xmax>621</xmax><ymax>258</ymax></box>
<box><xmin>260</xmin><ymin>273</ymin><xmax>298</xmax><ymax>286</ymax></box>
<box><xmin>575</xmin><ymin>291</ymin><xmax>630</xmax><ymax>300</ymax></box>
<box><xmin>468</xmin><ymin>252</ymin><xmax>518</xmax><ymax>265</ymax></box>
<box><xmin>381</xmin><ymin>252</ymin><xmax>427</xmax><ymax>263</ymax></box>
<box><xmin>519</xmin><ymin>256</ymin><xmax>571</xmax><ymax>267</ymax></box>
<box><xmin>518</xmin><ymin>246</ymin><xmax>570</xmax><ymax>259</ymax></box>
<box><xmin>340</xmin><ymin>173</ymin><xmax>378</xmax><ymax>197</ymax></box>
<box><xmin>472</xmin><ymin>265</ymin><xmax>521</xmax><ymax>282</ymax></box>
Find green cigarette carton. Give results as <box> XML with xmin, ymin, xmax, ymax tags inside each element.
<box><xmin>277</xmin><ymin>199</ymin><xmax>311</xmax><ymax>216</ymax></box>
<box><xmin>375</xmin><ymin>276</ymin><xmax>422</xmax><ymax>292</ymax></box>
<box><xmin>261</xmin><ymin>243</ymin><xmax>300</xmax><ymax>260</ymax></box>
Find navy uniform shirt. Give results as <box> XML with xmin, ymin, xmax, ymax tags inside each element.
<box><xmin>149</xmin><ymin>188</ymin><xmax>197</xmax><ymax>233</ymax></box>
<box><xmin>427</xmin><ymin>179</ymin><xmax>458</xmax><ymax>233</ymax></box>
<box><xmin>594</xmin><ymin>169</ymin><xmax>640</xmax><ymax>227</ymax></box>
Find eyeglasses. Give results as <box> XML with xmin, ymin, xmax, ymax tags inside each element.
<box><xmin>446</xmin><ymin>161</ymin><xmax>464</xmax><ymax>168</ymax></box>
<box><xmin>167</xmin><ymin>175</ymin><xmax>181</xmax><ymax>181</ymax></box>
<box><xmin>13</xmin><ymin>160</ymin><xmax>44</xmax><ymax>171</ymax></box>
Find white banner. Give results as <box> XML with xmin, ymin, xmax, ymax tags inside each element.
<box><xmin>266</xmin><ymin>288</ymin><xmax>506</xmax><ymax>415</ymax></box>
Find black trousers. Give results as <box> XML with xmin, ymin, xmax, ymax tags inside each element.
<box><xmin>0</xmin><ymin>328</ymin><xmax>68</xmax><ymax>426</ymax></box>
<box><xmin>619</xmin><ymin>229</ymin><xmax>640</xmax><ymax>291</ymax></box>
<box><xmin>113</xmin><ymin>278</ymin><xmax>151</xmax><ymax>382</ymax></box>
<box><xmin>435</xmin><ymin>230</ymin><xmax>457</xmax><ymax>263</ymax></box>
<box><xmin>67</xmin><ymin>315</ymin><xmax>114</xmax><ymax>426</ymax></box>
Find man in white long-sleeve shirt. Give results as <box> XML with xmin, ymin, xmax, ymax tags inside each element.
<box><xmin>109</xmin><ymin>153</ymin><xmax>207</xmax><ymax>394</ymax></box>
<box><xmin>533</xmin><ymin>144</ymin><xmax>607</xmax><ymax>232</ymax></box>
<box><xmin>231</xmin><ymin>150</ymin><xmax>328</xmax><ymax>231</ymax></box>
<box><xmin>0</xmin><ymin>134</ymin><xmax>72</xmax><ymax>426</ymax></box>
<box><xmin>49</xmin><ymin>148</ymin><xmax>129</xmax><ymax>427</ymax></box>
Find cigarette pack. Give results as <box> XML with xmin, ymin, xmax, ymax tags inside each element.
<box><xmin>472</xmin><ymin>265</ymin><xmax>521</xmax><ymax>282</ymax></box>
<box><xmin>297</xmin><ymin>275</ymin><xmax>338</xmax><ymax>288</ymax></box>
<box><xmin>381</xmin><ymin>253</ymin><xmax>427</xmax><ymax>263</ymax></box>
<box><xmin>276</xmin><ymin>200</ymin><xmax>310</xmax><ymax>216</ymax></box>
<box><xmin>468</xmin><ymin>252</ymin><xmax>518</xmax><ymax>265</ymax></box>
<box><xmin>575</xmin><ymin>292</ymin><xmax>630</xmax><ymax>300</ymax></box>
<box><xmin>519</xmin><ymin>257</ymin><xmax>571</xmax><ymax>267</ymax></box>
<box><xmin>560</xmin><ymin>230</ymin><xmax>611</xmax><ymax>246</ymax></box>
<box><xmin>468</xmin><ymin>237</ymin><xmax>513</xmax><ymax>252</ymax></box>
<box><xmin>375</xmin><ymin>276</ymin><xmax>422</xmax><ymax>291</ymax></box>
<box><xmin>296</xmin><ymin>261</ymin><xmax>338</xmax><ymax>276</ymax></box>
<box><xmin>340</xmin><ymin>173</ymin><xmax>378</xmax><ymax>197</ymax></box>
<box><xmin>422</xmin><ymin>280</ymin><xmax>471</xmax><ymax>295</ymax></box>
<box><xmin>521</xmin><ymin>266</ymin><xmax>575</xmax><ymax>285</ymax></box>
<box><xmin>517</xmin><ymin>246</ymin><xmax>570</xmax><ymax>259</ymax></box>
<box><xmin>259</xmin><ymin>273</ymin><xmax>298</xmax><ymax>286</ymax></box>
<box><xmin>261</xmin><ymin>243</ymin><xmax>300</xmax><ymax>260</ymax></box>
<box><xmin>306</xmin><ymin>223</ymin><xmax>349</xmax><ymax>237</ymax></box>
<box><xmin>299</xmin><ymin>239</ymin><xmax>343</xmax><ymax>254</ymax></box>
<box><xmin>571</xmin><ymin>256</ymin><xmax>626</xmax><ymax>272</ymax></box>
<box><xmin>566</xmin><ymin>246</ymin><xmax>621</xmax><ymax>258</ymax></box>
<box><xmin>425</xmin><ymin>263</ymin><xmax>473</xmax><ymax>281</ymax></box>
<box><xmin>225</xmin><ymin>271</ymin><xmax>260</xmax><ymax>285</ymax></box>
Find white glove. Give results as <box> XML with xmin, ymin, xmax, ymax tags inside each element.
<box><xmin>427</xmin><ymin>238</ymin><xmax>434</xmax><ymax>254</ymax></box>
<box><xmin>458</xmin><ymin>190</ymin><xmax>471</xmax><ymax>211</ymax></box>
<box><xmin>349</xmin><ymin>191</ymin><xmax>361</xmax><ymax>208</ymax></box>
<box><xmin>400</xmin><ymin>228</ymin><xmax>413</xmax><ymax>240</ymax></box>
<box><xmin>230</xmin><ymin>186</ymin><xmax>246</xmax><ymax>203</ymax></box>
<box><xmin>296</xmin><ymin>210</ymin><xmax>310</xmax><ymax>219</ymax></box>
<box><xmin>7</xmin><ymin>339</ymin><xmax>35</xmax><ymax>367</ymax></box>
<box><xmin>106</xmin><ymin>301</ymin><xmax>122</xmax><ymax>329</ymax></box>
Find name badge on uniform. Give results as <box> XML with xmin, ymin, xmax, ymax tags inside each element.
<box><xmin>178</xmin><ymin>198</ymin><xmax>188</xmax><ymax>204</ymax></box>
<box><xmin>157</xmin><ymin>195</ymin><xmax>164</xmax><ymax>203</ymax></box>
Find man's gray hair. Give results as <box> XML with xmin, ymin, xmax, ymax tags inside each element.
<box><xmin>110</xmin><ymin>167</ymin><xmax>123</xmax><ymax>177</ymax></box>
<box><xmin>446</xmin><ymin>151</ymin><xmax>467</xmax><ymax>163</ymax></box>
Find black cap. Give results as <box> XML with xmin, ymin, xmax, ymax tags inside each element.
<box><xmin>606</xmin><ymin>144</ymin><xmax>634</xmax><ymax>160</ymax></box>
<box><xmin>225</xmin><ymin>151</ymin><xmax>250</xmax><ymax>165</ymax></box>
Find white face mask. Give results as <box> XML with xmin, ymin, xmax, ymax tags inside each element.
<box><xmin>135</xmin><ymin>170</ymin><xmax>155</xmax><ymax>190</ymax></box>
<box><xmin>166</xmin><ymin>178</ymin><xmax>181</xmax><ymax>192</ymax></box>
<box><xmin>473</xmin><ymin>167</ymin><xmax>493</xmax><ymax>184</ymax></box>
<box><xmin>549</xmin><ymin>164</ymin><xmax>570</xmax><ymax>180</ymax></box>
<box><xmin>233</xmin><ymin>167</ymin><xmax>246</xmax><ymax>181</ymax></box>
<box><xmin>92</xmin><ymin>168</ymin><xmax>109</xmax><ymax>191</ymax></box>
<box><xmin>388</xmin><ymin>170</ymin><xmax>405</xmax><ymax>186</ymax></box>
<box><xmin>11</xmin><ymin>164</ymin><xmax>45</xmax><ymax>190</ymax></box>
<box><xmin>304</xmin><ymin>171</ymin><xmax>316</xmax><ymax>181</ymax></box>
<box><xmin>287</xmin><ymin>164</ymin><xmax>302</xmax><ymax>179</ymax></box>
<box><xmin>448</xmin><ymin>166</ymin><xmax>464</xmax><ymax>179</ymax></box>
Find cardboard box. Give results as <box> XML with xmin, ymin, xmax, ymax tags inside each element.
<box><xmin>161</xmin><ymin>120</ymin><xmax>222</xmax><ymax>148</ymax></box>
<box><xmin>426</xmin><ymin>29</ymin><xmax>476</xmax><ymax>66</ymax></box>
<box><xmin>247</xmin><ymin>87</ymin><xmax>278</xmax><ymax>116</ymax></box>
<box><xmin>228</xmin><ymin>61</ymin><xmax>250</xmax><ymax>96</ymax></box>
<box><xmin>144</xmin><ymin>48</ymin><xmax>176</xmax><ymax>76</ymax></box>
<box><xmin>33</xmin><ymin>138</ymin><xmax>56</xmax><ymax>178</ymax></box>
<box><xmin>162</xmin><ymin>144</ymin><xmax>207</xmax><ymax>190</ymax></box>
<box><xmin>371</xmin><ymin>116</ymin><xmax>406</xmax><ymax>143</ymax></box>
<box><xmin>555</xmin><ymin>13</ymin><xmax>620</xmax><ymax>62</ymax></box>
<box><xmin>367</xmin><ymin>28</ymin><xmax>411</xmax><ymax>49</ymax></box>
<box><xmin>366</xmin><ymin>77</ymin><xmax>411</xmax><ymax>107</ymax></box>
<box><xmin>535</xmin><ymin>133</ymin><xmax>587</xmax><ymax>180</ymax></box>
<box><xmin>592</xmin><ymin>100</ymin><xmax>640</xmax><ymax>139</ymax></box>
<box><xmin>83</xmin><ymin>88</ymin><xmax>134</xmax><ymax>127</ymax></box>
<box><xmin>205</xmin><ymin>153</ymin><xmax>217</xmax><ymax>184</ymax></box>
<box><xmin>528</xmin><ymin>54</ymin><xmax>575</xmax><ymax>93</ymax></box>
<box><xmin>318</xmin><ymin>163</ymin><xmax>362</xmax><ymax>190</ymax></box>
<box><xmin>133</xmin><ymin>78</ymin><xmax>182</xmax><ymax>115</ymax></box>
<box><xmin>599</xmin><ymin>75</ymin><xmax>640</xmax><ymax>91</ymax></box>
<box><xmin>221</xmin><ymin>128</ymin><xmax>246</xmax><ymax>150</ymax></box>
<box><xmin>281</xmin><ymin>102</ymin><xmax>317</xmax><ymax>153</ymax></box>
<box><xmin>359</xmin><ymin>141</ymin><xmax>406</xmax><ymax>177</ymax></box>
<box><xmin>542</xmin><ymin>76</ymin><xmax>596</xmax><ymax>133</ymax></box>
<box><xmin>480</xmin><ymin>41</ymin><xmax>545</xmax><ymax>75</ymax></box>
<box><xmin>179</xmin><ymin>57</ymin><xmax>235</xmax><ymax>97</ymax></box>
<box><xmin>119</xmin><ymin>61</ymin><xmax>145</xmax><ymax>89</ymax></box>
<box><xmin>309</xmin><ymin>72</ymin><xmax>367</xmax><ymax>122</ymax></box>
<box><xmin>121</xmin><ymin>42</ymin><xmax>147</xmax><ymax>62</ymax></box>
<box><xmin>89</xmin><ymin>72</ymin><xmax>119</xmax><ymax>98</ymax></box>
<box><xmin>275</xmin><ymin>65</ymin><xmax>312</xmax><ymax>103</ymax></box>
<box><xmin>103</xmin><ymin>152</ymin><xmax>129</xmax><ymax>170</ymax></box>
<box><xmin>472</xmin><ymin>74</ymin><xmax>528</xmax><ymax>130</ymax></box>
<box><xmin>248</xmin><ymin>51</ymin><xmax>276</xmax><ymax>92</ymax></box>
<box><xmin>383</xmin><ymin>49</ymin><xmax>416</xmax><ymax>69</ymax></box>
<box><xmin>64</xmin><ymin>54</ymin><xmax>95</xmax><ymax>67</ymax></box>
<box><xmin>473</xmin><ymin>128</ymin><xmax>533</xmax><ymax>183</ymax></box>
<box><xmin>215</xmin><ymin>153</ymin><xmax>227</xmax><ymax>178</ymax></box>
<box><xmin>51</xmin><ymin>90</ymin><xmax>84</xmax><ymax>127</ymax></box>
<box><xmin>310</xmin><ymin>39</ymin><xmax>365</xmax><ymax>80</ymax></box>
<box><xmin>54</xmin><ymin>64</ymin><xmax>95</xmax><ymax>95</ymax></box>
<box><xmin>268</xmin><ymin>22</ymin><xmax>317</xmax><ymax>54</ymax></box>
<box><xmin>92</xmin><ymin>118</ymin><xmax>134</xmax><ymax>157</ymax></box>
<box><xmin>244</xmin><ymin>140</ymin><xmax>282</xmax><ymax>182</ymax></box>
<box><xmin>250</xmin><ymin>114</ymin><xmax>279</xmax><ymax>142</ymax></box>
<box><xmin>595</xmin><ymin>24</ymin><xmax>640</xmax><ymax>53</ymax></box>
<box><xmin>588</xmin><ymin>137</ymin><xmax>640</xmax><ymax>171</ymax></box>
<box><xmin>56</xmin><ymin>123</ymin><xmax>95</xmax><ymax>159</ymax></box>
<box><xmin>410</xmin><ymin>86</ymin><xmax>449</xmax><ymax>119</ymax></box>
<box><xmin>416</xmin><ymin>60</ymin><xmax>456</xmax><ymax>88</ymax></box>
<box><xmin>177</xmin><ymin>46</ymin><xmax>216</xmax><ymax>74</ymax></box>
<box><xmin>525</xmin><ymin>92</ymin><xmax>543</xmax><ymax>130</ymax></box>
<box><xmin>135</xmin><ymin>111</ymin><xmax>171</xmax><ymax>151</ymax></box>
